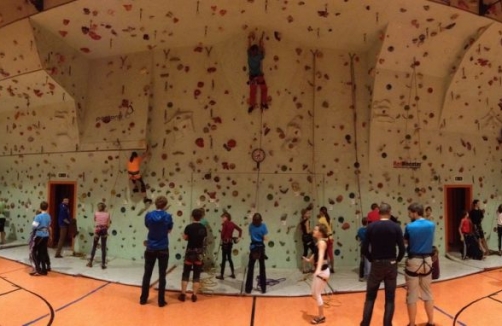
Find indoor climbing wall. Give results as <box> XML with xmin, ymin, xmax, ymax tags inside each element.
<box><xmin>1</xmin><ymin>0</ymin><xmax>502</xmax><ymax>270</ymax></box>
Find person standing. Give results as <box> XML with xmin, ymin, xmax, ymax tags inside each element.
<box><xmin>86</xmin><ymin>202</ymin><xmax>111</xmax><ymax>269</ymax></box>
<box><xmin>318</xmin><ymin>207</ymin><xmax>335</xmax><ymax>272</ymax></box>
<box><xmin>404</xmin><ymin>203</ymin><xmax>436</xmax><ymax>326</ymax></box>
<box><xmin>470</xmin><ymin>199</ymin><xmax>489</xmax><ymax>255</ymax></box>
<box><xmin>245</xmin><ymin>213</ymin><xmax>268</xmax><ymax>294</ymax></box>
<box><xmin>139</xmin><ymin>196</ymin><xmax>173</xmax><ymax>307</ymax></box>
<box><xmin>356</xmin><ymin>217</ymin><xmax>371</xmax><ymax>282</ymax></box>
<box><xmin>0</xmin><ymin>202</ymin><xmax>6</xmax><ymax>245</ymax></box>
<box><xmin>178</xmin><ymin>209</ymin><xmax>207</xmax><ymax>303</ymax></box>
<box><xmin>300</xmin><ymin>206</ymin><xmax>316</xmax><ymax>273</ymax></box>
<box><xmin>497</xmin><ymin>204</ymin><xmax>502</xmax><ymax>256</ymax></box>
<box><xmin>303</xmin><ymin>224</ymin><xmax>331</xmax><ymax>325</ymax></box>
<box><xmin>55</xmin><ymin>198</ymin><xmax>70</xmax><ymax>258</ymax></box>
<box><xmin>360</xmin><ymin>203</ymin><xmax>405</xmax><ymax>326</ymax></box>
<box><xmin>367</xmin><ymin>203</ymin><xmax>380</xmax><ymax>224</ymax></box>
<box><xmin>216</xmin><ymin>211</ymin><xmax>242</xmax><ymax>280</ymax></box>
<box><xmin>30</xmin><ymin>202</ymin><xmax>51</xmax><ymax>276</ymax></box>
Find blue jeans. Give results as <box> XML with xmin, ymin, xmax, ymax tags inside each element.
<box><xmin>140</xmin><ymin>249</ymin><xmax>169</xmax><ymax>304</ymax></box>
<box><xmin>360</xmin><ymin>260</ymin><xmax>398</xmax><ymax>326</ymax></box>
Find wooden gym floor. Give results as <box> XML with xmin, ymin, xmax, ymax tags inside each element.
<box><xmin>1</xmin><ymin>257</ymin><xmax>502</xmax><ymax>326</ymax></box>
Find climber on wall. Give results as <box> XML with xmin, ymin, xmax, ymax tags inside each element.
<box><xmin>128</xmin><ymin>148</ymin><xmax>152</xmax><ymax>204</ymax></box>
<box><xmin>247</xmin><ymin>31</ymin><xmax>268</xmax><ymax>114</ymax></box>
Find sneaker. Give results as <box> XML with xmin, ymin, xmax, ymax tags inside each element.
<box><xmin>178</xmin><ymin>293</ymin><xmax>186</xmax><ymax>302</ymax></box>
<box><xmin>139</xmin><ymin>299</ymin><xmax>147</xmax><ymax>305</ymax></box>
<box><xmin>158</xmin><ymin>301</ymin><xmax>167</xmax><ymax>307</ymax></box>
<box><xmin>230</xmin><ymin>274</ymin><xmax>236</xmax><ymax>279</ymax></box>
<box><xmin>191</xmin><ymin>294</ymin><xmax>197</xmax><ymax>302</ymax></box>
<box><xmin>29</xmin><ymin>271</ymin><xmax>41</xmax><ymax>276</ymax></box>
<box><xmin>215</xmin><ymin>275</ymin><xmax>224</xmax><ymax>280</ymax></box>
<box><xmin>47</xmin><ymin>267</ymin><xmax>51</xmax><ymax>272</ymax></box>
<box><xmin>86</xmin><ymin>262</ymin><xmax>93</xmax><ymax>268</ymax></box>
<box><xmin>248</xmin><ymin>106</ymin><xmax>255</xmax><ymax>114</ymax></box>
<box><xmin>55</xmin><ymin>255</ymin><xmax>63</xmax><ymax>258</ymax></box>
<box><xmin>101</xmin><ymin>265</ymin><xmax>107</xmax><ymax>270</ymax></box>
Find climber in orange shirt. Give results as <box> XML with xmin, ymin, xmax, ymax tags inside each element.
<box><xmin>127</xmin><ymin>149</ymin><xmax>152</xmax><ymax>204</ymax></box>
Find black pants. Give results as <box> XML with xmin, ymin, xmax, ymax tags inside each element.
<box><xmin>245</xmin><ymin>248</ymin><xmax>266</xmax><ymax>293</ymax></box>
<box><xmin>302</xmin><ymin>234</ymin><xmax>315</xmax><ymax>258</ymax></box>
<box><xmin>360</xmin><ymin>260</ymin><xmax>398</xmax><ymax>326</ymax></box>
<box><xmin>220</xmin><ymin>242</ymin><xmax>234</xmax><ymax>276</ymax></box>
<box><xmin>140</xmin><ymin>249</ymin><xmax>169</xmax><ymax>304</ymax></box>
<box><xmin>497</xmin><ymin>226</ymin><xmax>502</xmax><ymax>251</ymax></box>
<box><xmin>90</xmin><ymin>234</ymin><xmax>107</xmax><ymax>266</ymax></box>
<box><xmin>33</xmin><ymin>237</ymin><xmax>49</xmax><ymax>274</ymax></box>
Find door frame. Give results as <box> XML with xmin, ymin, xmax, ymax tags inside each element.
<box><xmin>47</xmin><ymin>181</ymin><xmax>77</xmax><ymax>249</ymax></box>
<box><xmin>444</xmin><ymin>184</ymin><xmax>472</xmax><ymax>252</ymax></box>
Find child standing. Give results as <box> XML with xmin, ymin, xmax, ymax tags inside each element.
<box><xmin>356</xmin><ymin>217</ymin><xmax>371</xmax><ymax>282</ymax></box>
<box><xmin>179</xmin><ymin>209</ymin><xmax>207</xmax><ymax>303</ymax></box>
<box><xmin>216</xmin><ymin>212</ymin><xmax>242</xmax><ymax>280</ymax></box>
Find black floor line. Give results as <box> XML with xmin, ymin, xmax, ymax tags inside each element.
<box><xmin>453</xmin><ymin>289</ymin><xmax>502</xmax><ymax>325</ymax></box>
<box><xmin>488</xmin><ymin>295</ymin><xmax>502</xmax><ymax>305</ymax></box>
<box><xmin>250</xmin><ymin>296</ymin><xmax>257</xmax><ymax>326</ymax></box>
<box><xmin>0</xmin><ymin>288</ymin><xmax>21</xmax><ymax>297</ymax></box>
<box><xmin>0</xmin><ymin>276</ymin><xmax>55</xmax><ymax>326</ymax></box>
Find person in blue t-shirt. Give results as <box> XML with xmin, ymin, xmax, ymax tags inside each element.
<box><xmin>247</xmin><ymin>31</ymin><xmax>268</xmax><ymax>113</ymax></box>
<box><xmin>356</xmin><ymin>217</ymin><xmax>371</xmax><ymax>281</ymax></box>
<box><xmin>245</xmin><ymin>212</ymin><xmax>268</xmax><ymax>294</ymax></box>
<box><xmin>404</xmin><ymin>203</ymin><xmax>435</xmax><ymax>326</ymax></box>
<box><xmin>140</xmin><ymin>196</ymin><xmax>173</xmax><ymax>307</ymax></box>
<box><xmin>30</xmin><ymin>201</ymin><xmax>51</xmax><ymax>276</ymax></box>
<box><xmin>55</xmin><ymin>198</ymin><xmax>70</xmax><ymax>258</ymax></box>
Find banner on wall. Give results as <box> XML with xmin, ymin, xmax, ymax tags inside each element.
<box><xmin>393</xmin><ymin>161</ymin><xmax>421</xmax><ymax>169</ymax></box>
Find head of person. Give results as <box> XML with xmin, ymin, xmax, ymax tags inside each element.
<box><xmin>252</xmin><ymin>213</ymin><xmax>262</xmax><ymax>226</ymax></box>
<box><xmin>221</xmin><ymin>212</ymin><xmax>231</xmax><ymax>222</ymax></box>
<box><xmin>379</xmin><ymin>202</ymin><xmax>391</xmax><ymax>218</ymax></box>
<box><xmin>313</xmin><ymin>223</ymin><xmax>329</xmax><ymax>239</ymax></box>
<box><xmin>361</xmin><ymin>217</ymin><xmax>368</xmax><ymax>226</ymax></box>
<box><xmin>301</xmin><ymin>208</ymin><xmax>312</xmax><ymax>220</ymax></box>
<box><xmin>97</xmin><ymin>202</ymin><xmax>106</xmax><ymax>212</ymax></box>
<box><xmin>40</xmin><ymin>201</ymin><xmax>49</xmax><ymax>211</ymax></box>
<box><xmin>498</xmin><ymin>204</ymin><xmax>502</xmax><ymax>214</ymax></box>
<box><xmin>192</xmin><ymin>208</ymin><xmax>203</xmax><ymax>221</ymax></box>
<box><xmin>154</xmin><ymin>196</ymin><xmax>168</xmax><ymax>210</ymax></box>
<box><xmin>62</xmin><ymin>198</ymin><xmax>69</xmax><ymax>205</ymax></box>
<box><xmin>461</xmin><ymin>210</ymin><xmax>469</xmax><ymax>219</ymax></box>
<box><xmin>129</xmin><ymin>151</ymin><xmax>138</xmax><ymax>162</ymax></box>
<box><xmin>249</xmin><ymin>44</ymin><xmax>259</xmax><ymax>55</ymax></box>
<box><xmin>407</xmin><ymin>202</ymin><xmax>424</xmax><ymax>221</ymax></box>
<box><xmin>425</xmin><ymin>206</ymin><xmax>432</xmax><ymax>217</ymax></box>
<box><xmin>472</xmin><ymin>199</ymin><xmax>480</xmax><ymax>209</ymax></box>
<box><xmin>371</xmin><ymin>203</ymin><xmax>379</xmax><ymax>211</ymax></box>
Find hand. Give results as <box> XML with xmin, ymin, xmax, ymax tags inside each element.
<box><xmin>460</xmin><ymin>235</ymin><xmax>464</xmax><ymax>241</ymax></box>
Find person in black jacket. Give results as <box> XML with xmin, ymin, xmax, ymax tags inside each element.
<box><xmin>360</xmin><ymin>202</ymin><xmax>405</xmax><ymax>326</ymax></box>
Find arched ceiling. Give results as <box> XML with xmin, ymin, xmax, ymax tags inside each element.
<box><xmin>1</xmin><ymin>0</ymin><xmax>502</xmax><ymax>127</ymax></box>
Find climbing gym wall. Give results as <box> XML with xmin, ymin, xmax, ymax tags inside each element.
<box><xmin>1</xmin><ymin>0</ymin><xmax>502</xmax><ymax>270</ymax></box>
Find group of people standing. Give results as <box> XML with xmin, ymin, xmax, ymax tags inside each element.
<box><xmin>360</xmin><ymin>202</ymin><xmax>436</xmax><ymax>326</ymax></box>
<box><xmin>29</xmin><ymin>198</ymin><xmax>111</xmax><ymax>276</ymax></box>
<box><xmin>139</xmin><ymin>196</ymin><xmax>269</xmax><ymax>306</ymax></box>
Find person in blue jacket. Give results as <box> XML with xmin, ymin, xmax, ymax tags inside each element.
<box><xmin>139</xmin><ymin>196</ymin><xmax>173</xmax><ymax>307</ymax></box>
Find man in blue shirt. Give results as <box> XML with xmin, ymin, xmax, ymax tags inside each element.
<box><xmin>55</xmin><ymin>198</ymin><xmax>70</xmax><ymax>258</ymax></box>
<box><xmin>140</xmin><ymin>196</ymin><xmax>173</xmax><ymax>307</ymax></box>
<box><xmin>404</xmin><ymin>203</ymin><xmax>436</xmax><ymax>326</ymax></box>
<box><xmin>31</xmin><ymin>201</ymin><xmax>51</xmax><ymax>276</ymax></box>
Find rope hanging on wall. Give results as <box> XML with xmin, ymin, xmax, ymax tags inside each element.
<box><xmin>309</xmin><ymin>50</ymin><xmax>320</xmax><ymax>208</ymax></box>
<box><xmin>349</xmin><ymin>53</ymin><xmax>364</xmax><ymax>221</ymax></box>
